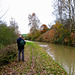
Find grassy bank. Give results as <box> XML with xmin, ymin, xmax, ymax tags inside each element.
<box><xmin>0</xmin><ymin>42</ymin><xmax>67</xmax><ymax>75</ymax></box>
<box><xmin>25</xmin><ymin>42</ymin><xmax>67</xmax><ymax>74</ymax></box>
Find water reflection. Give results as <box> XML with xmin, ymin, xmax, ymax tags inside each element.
<box><xmin>35</xmin><ymin>42</ymin><xmax>75</xmax><ymax>75</ymax></box>
<box><xmin>48</xmin><ymin>44</ymin><xmax>75</xmax><ymax>75</ymax></box>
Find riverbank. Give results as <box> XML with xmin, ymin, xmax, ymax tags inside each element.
<box><xmin>0</xmin><ymin>42</ymin><xmax>67</xmax><ymax>74</ymax></box>
<box><xmin>36</xmin><ymin>28</ymin><xmax>75</xmax><ymax>47</ymax></box>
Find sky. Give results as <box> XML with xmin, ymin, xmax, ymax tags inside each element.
<box><xmin>0</xmin><ymin>0</ymin><xmax>55</xmax><ymax>34</ymax></box>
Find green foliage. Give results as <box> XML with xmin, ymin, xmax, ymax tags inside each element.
<box><xmin>28</xmin><ymin>30</ymin><xmax>41</xmax><ymax>41</ymax></box>
<box><xmin>52</xmin><ymin>21</ymin><xmax>72</xmax><ymax>46</ymax></box>
<box><xmin>22</xmin><ymin>34</ymin><xmax>28</xmax><ymax>37</ymax></box>
<box><xmin>38</xmin><ymin>37</ymin><xmax>43</xmax><ymax>42</ymax></box>
<box><xmin>0</xmin><ymin>20</ymin><xmax>18</xmax><ymax>48</ymax></box>
<box><xmin>22</xmin><ymin>34</ymin><xmax>28</xmax><ymax>40</ymax></box>
<box><xmin>70</xmin><ymin>32</ymin><xmax>75</xmax><ymax>46</ymax></box>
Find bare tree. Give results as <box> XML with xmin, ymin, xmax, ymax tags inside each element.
<box><xmin>73</xmin><ymin>0</ymin><xmax>75</xmax><ymax>29</ymax></box>
<box><xmin>53</xmin><ymin>0</ymin><xmax>75</xmax><ymax>32</ymax></box>
<box><xmin>28</xmin><ymin>13</ymin><xmax>40</xmax><ymax>35</ymax></box>
<box><xmin>52</xmin><ymin>0</ymin><xmax>64</xmax><ymax>23</ymax></box>
<box><xmin>9</xmin><ymin>18</ymin><xmax>19</xmax><ymax>34</ymax></box>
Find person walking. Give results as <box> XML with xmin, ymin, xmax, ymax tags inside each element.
<box><xmin>17</xmin><ymin>35</ymin><xmax>26</xmax><ymax>61</ymax></box>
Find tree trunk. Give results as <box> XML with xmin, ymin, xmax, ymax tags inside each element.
<box><xmin>68</xmin><ymin>0</ymin><xmax>72</xmax><ymax>32</ymax></box>
<box><xmin>73</xmin><ymin>0</ymin><xmax>75</xmax><ymax>29</ymax></box>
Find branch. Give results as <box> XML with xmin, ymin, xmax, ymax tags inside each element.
<box><xmin>0</xmin><ymin>7</ymin><xmax>9</xmax><ymax>19</ymax></box>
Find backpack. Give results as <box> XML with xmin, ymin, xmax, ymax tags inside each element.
<box><xmin>19</xmin><ymin>40</ymin><xmax>24</xmax><ymax>47</ymax></box>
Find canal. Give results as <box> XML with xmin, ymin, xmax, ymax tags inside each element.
<box><xmin>34</xmin><ymin>41</ymin><xmax>75</xmax><ymax>75</ymax></box>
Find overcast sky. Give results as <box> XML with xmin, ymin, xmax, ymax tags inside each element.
<box><xmin>0</xmin><ymin>0</ymin><xmax>55</xmax><ymax>34</ymax></box>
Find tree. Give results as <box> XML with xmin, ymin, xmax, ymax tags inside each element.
<box><xmin>28</xmin><ymin>13</ymin><xmax>40</xmax><ymax>39</ymax></box>
<box><xmin>0</xmin><ymin>20</ymin><xmax>18</xmax><ymax>48</ymax></box>
<box><xmin>9</xmin><ymin>18</ymin><xmax>19</xmax><ymax>34</ymax></box>
<box><xmin>52</xmin><ymin>0</ymin><xmax>63</xmax><ymax>23</ymax></box>
<box><xmin>40</xmin><ymin>24</ymin><xmax>49</xmax><ymax>34</ymax></box>
<box><xmin>72</xmin><ymin>0</ymin><xmax>75</xmax><ymax>29</ymax></box>
<box><xmin>53</xmin><ymin>0</ymin><xmax>75</xmax><ymax>32</ymax></box>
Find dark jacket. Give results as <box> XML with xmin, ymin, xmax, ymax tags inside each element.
<box><xmin>17</xmin><ymin>37</ymin><xmax>26</xmax><ymax>50</ymax></box>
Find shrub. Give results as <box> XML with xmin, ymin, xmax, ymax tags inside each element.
<box><xmin>0</xmin><ymin>20</ymin><xmax>18</xmax><ymax>48</ymax></box>
<box><xmin>38</xmin><ymin>37</ymin><xmax>43</xmax><ymax>42</ymax></box>
<box><xmin>0</xmin><ymin>44</ymin><xmax>18</xmax><ymax>66</ymax></box>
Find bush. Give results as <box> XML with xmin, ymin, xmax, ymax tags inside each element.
<box><xmin>53</xmin><ymin>31</ymin><xmax>72</xmax><ymax>46</ymax></box>
<box><xmin>0</xmin><ymin>21</ymin><xmax>18</xmax><ymax>48</ymax></box>
<box><xmin>70</xmin><ymin>32</ymin><xmax>75</xmax><ymax>46</ymax></box>
<box><xmin>0</xmin><ymin>44</ymin><xmax>18</xmax><ymax>66</ymax></box>
<box><xmin>38</xmin><ymin>37</ymin><xmax>43</xmax><ymax>42</ymax></box>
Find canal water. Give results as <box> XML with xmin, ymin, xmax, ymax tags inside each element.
<box><xmin>34</xmin><ymin>41</ymin><xmax>75</xmax><ymax>75</ymax></box>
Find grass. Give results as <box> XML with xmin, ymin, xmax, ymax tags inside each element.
<box><xmin>24</xmin><ymin>42</ymin><xmax>67</xmax><ymax>74</ymax></box>
<box><xmin>22</xmin><ymin>34</ymin><xmax>28</xmax><ymax>37</ymax></box>
<box><xmin>0</xmin><ymin>42</ymin><xmax>67</xmax><ymax>75</ymax></box>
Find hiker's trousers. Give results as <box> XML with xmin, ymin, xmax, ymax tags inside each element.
<box><xmin>18</xmin><ymin>49</ymin><xmax>24</xmax><ymax>61</ymax></box>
